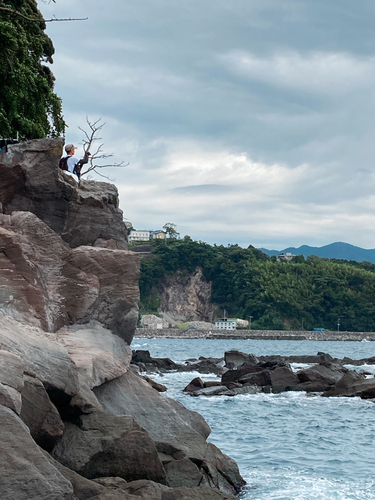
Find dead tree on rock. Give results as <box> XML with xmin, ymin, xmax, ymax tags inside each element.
<box><xmin>78</xmin><ymin>117</ymin><xmax>128</xmax><ymax>180</ymax></box>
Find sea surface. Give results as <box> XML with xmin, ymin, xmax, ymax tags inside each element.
<box><xmin>132</xmin><ymin>338</ymin><xmax>375</xmax><ymax>500</ymax></box>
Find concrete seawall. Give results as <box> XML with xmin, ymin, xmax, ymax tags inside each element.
<box><xmin>135</xmin><ymin>328</ymin><xmax>375</xmax><ymax>341</ymax></box>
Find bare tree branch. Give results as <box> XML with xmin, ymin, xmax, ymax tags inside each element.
<box><xmin>0</xmin><ymin>5</ymin><xmax>87</xmax><ymax>22</ymax></box>
<box><xmin>78</xmin><ymin>117</ymin><xmax>128</xmax><ymax>181</ymax></box>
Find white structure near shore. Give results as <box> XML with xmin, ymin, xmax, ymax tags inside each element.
<box><xmin>214</xmin><ymin>318</ymin><xmax>237</xmax><ymax>330</ymax></box>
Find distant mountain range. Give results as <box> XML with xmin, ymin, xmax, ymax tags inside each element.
<box><xmin>259</xmin><ymin>242</ymin><xmax>375</xmax><ymax>265</ymax></box>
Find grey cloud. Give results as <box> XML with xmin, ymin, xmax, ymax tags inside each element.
<box><xmin>170</xmin><ymin>184</ymin><xmax>237</xmax><ymax>195</ymax></box>
<box><xmin>38</xmin><ymin>0</ymin><xmax>375</xmax><ymax>248</ymax></box>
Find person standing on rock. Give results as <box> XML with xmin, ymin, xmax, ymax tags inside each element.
<box><xmin>62</xmin><ymin>144</ymin><xmax>91</xmax><ymax>181</ymax></box>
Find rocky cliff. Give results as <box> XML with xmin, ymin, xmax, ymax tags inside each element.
<box><xmin>158</xmin><ymin>267</ymin><xmax>215</xmax><ymax>322</ymax></box>
<box><xmin>0</xmin><ymin>139</ymin><xmax>244</xmax><ymax>500</ymax></box>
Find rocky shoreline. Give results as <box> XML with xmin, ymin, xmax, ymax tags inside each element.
<box><xmin>135</xmin><ymin>328</ymin><xmax>375</xmax><ymax>341</ymax></box>
<box><xmin>131</xmin><ymin>349</ymin><xmax>375</xmax><ymax>400</ymax></box>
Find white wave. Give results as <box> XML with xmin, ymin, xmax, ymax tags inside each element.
<box><xmin>241</xmin><ymin>467</ymin><xmax>375</xmax><ymax>500</ymax></box>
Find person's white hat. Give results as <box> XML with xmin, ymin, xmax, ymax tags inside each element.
<box><xmin>65</xmin><ymin>144</ymin><xmax>77</xmax><ymax>153</ymax></box>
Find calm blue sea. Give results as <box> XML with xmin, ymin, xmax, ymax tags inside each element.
<box><xmin>132</xmin><ymin>338</ymin><xmax>375</xmax><ymax>500</ymax></box>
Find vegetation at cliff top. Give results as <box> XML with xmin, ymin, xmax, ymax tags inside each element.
<box><xmin>139</xmin><ymin>237</ymin><xmax>375</xmax><ymax>332</ymax></box>
<box><xmin>0</xmin><ymin>0</ymin><xmax>65</xmax><ymax>139</ymax></box>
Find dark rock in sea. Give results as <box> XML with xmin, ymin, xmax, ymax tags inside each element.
<box><xmin>359</xmin><ymin>386</ymin><xmax>375</xmax><ymax>399</ymax></box>
<box><xmin>296</xmin><ymin>362</ymin><xmax>348</xmax><ymax>393</ymax></box>
<box><xmin>183</xmin><ymin>377</ymin><xmax>205</xmax><ymax>393</ymax></box>
<box><xmin>224</xmin><ymin>350</ymin><xmax>258</xmax><ymax>369</ymax></box>
<box><xmin>183</xmin><ymin>357</ymin><xmax>225</xmax><ymax>375</ymax></box>
<box><xmin>132</xmin><ymin>351</ymin><xmax>225</xmax><ymax>375</ymax></box>
<box><xmin>222</xmin><ymin>365</ymin><xmax>264</xmax><ymax>385</ymax></box>
<box><xmin>268</xmin><ymin>366</ymin><xmax>300</xmax><ymax>393</ymax></box>
<box><xmin>238</xmin><ymin>369</ymin><xmax>272</xmax><ymax>387</ymax></box>
<box><xmin>132</xmin><ymin>350</ymin><xmax>180</xmax><ymax>371</ymax></box>
<box><xmin>322</xmin><ymin>371</ymin><xmax>375</xmax><ymax>398</ymax></box>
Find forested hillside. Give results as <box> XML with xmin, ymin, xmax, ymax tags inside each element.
<box><xmin>139</xmin><ymin>237</ymin><xmax>375</xmax><ymax>332</ymax></box>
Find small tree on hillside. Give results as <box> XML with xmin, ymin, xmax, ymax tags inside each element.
<box><xmin>163</xmin><ymin>223</ymin><xmax>180</xmax><ymax>241</ymax></box>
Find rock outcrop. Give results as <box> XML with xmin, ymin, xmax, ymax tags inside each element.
<box><xmin>157</xmin><ymin>267</ymin><xmax>214</xmax><ymax>322</ymax></box>
<box><xmin>0</xmin><ymin>137</ymin><xmax>128</xmax><ymax>249</ymax></box>
<box><xmin>181</xmin><ymin>349</ymin><xmax>375</xmax><ymax>399</ymax></box>
<box><xmin>0</xmin><ymin>211</ymin><xmax>139</xmax><ymax>341</ymax></box>
<box><xmin>0</xmin><ymin>138</ymin><xmax>244</xmax><ymax>500</ymax></box>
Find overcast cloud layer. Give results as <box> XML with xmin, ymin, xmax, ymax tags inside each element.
<box><xmin>38</xmin><ymin>0</ymin><xmax>375</xmax><ymax>249</ymax></box>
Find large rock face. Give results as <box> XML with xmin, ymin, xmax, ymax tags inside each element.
<box><xmin>94</xmin><ymin>370</ymin><xmax>245</xmax><ymax>494</ymax></box>
<box><xmin>0</xmin><ymin>137</ymin><xmax>128</xmax><ymax>249</ymax></box>
<box><xmin>0</xmin><ymin>211</ymin><xmax>139</xmax><ymax>341</ymax></box>
<box><xmin>158</xmin><ymin>267</ymin><xmax>214</xmax><ymax>322</ymax></box>
<box><xmin>0</xmin><ymin>403</ymin><xmax>74</xmax><ymax>500</ymax></box>
<box><xmin>0</xmin><ymin>138</ymin><xmax>244</xmax><ymax>499</ymax></box>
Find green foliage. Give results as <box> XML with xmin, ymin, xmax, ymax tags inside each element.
<box><xmin>0</xmin><ymin>0</ymin><xmax>65</xmax><ymax>139</ymax></box>
<box><xmin>139</xmin><ymin>288</ymin><xmax>160</xmax><ymax>313</ymax></box>
<box><xmin>139</xmin><ymin>239</ymin><xmax>375</xmax><ymax>332</ymax></box>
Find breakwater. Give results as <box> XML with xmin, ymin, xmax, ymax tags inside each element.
<box><xmin>135</xmin><ymin>328</ymin><xmax>375</xmax><ymax>341</ymax></box>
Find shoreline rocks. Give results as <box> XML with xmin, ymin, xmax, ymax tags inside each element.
<box><xmin>179</xmin><ymin>349</ymin><xmax>375</xmax><ymax>400</ymax></box>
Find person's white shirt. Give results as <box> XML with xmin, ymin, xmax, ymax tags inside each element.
<box><xmin>67</xmin><ymin>156</ymin><xmax>79</xmax><ymax>173</ymax></box>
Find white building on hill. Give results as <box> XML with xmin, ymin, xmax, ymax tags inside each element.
<box><xmin>128</xmin><ymin>229</ymin><xmax>166</xmax><ymax>243</ymax></box>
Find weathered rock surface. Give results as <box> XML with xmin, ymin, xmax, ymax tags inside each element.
<box><xmin>0</xmin><ymin>350</ymin><xmax>24</xmax><ymax>414</ymax></box>
<box><xmin>0</xmin><ymin>405</ymin><xmax>74</xmax><ymax>500</ymax></box>
<box><xmin>57</xmin><ymin>321</ymin><xmax>132</xmax><ymax>389</ymax></box>
<box><xmin>93</xmin><ymin>370</ymin><xmax>245</xmax><ymax>494</ymax></box>
<box><xmin>157</xmin><ymin>267</ymin><xmax>214</xmax><ymax>322</ymax></box>
<box><xmin>0</xmin><ymin>138</ymin><xmax>245</xmax><ymax>499</ymax></box>
<box><xmin>52</xmin><ymin>410</ymin><xmax>167</xmax><ymax>483</ymax></box>
<box><xmin>0</xmin><ymin>316</ymin><xmax>79</xmax><ymax>398</ymax></box>
<box><xmin>0</xmin><ymin>137</ymin><xmax>128</xmax><ymax>249</ymax></box>
<box><xmin>46</xmin><ymin>457</ymin><xmax>238</xmax><ymax>500</ymax></box>
<box><xmin>0</xmin><ymin>212</ymin><xmax>139</xmax><ymax>341</ymax></box>
<box><xmin>20</xmin><ymin>374</ymin><xmax>64</xmax><ymax>451</ymax></box>
<box><xmin>67</xmin><ymin>247</ymin><xmax>139</xmax><ymax>344</ymax></box>
<box><xmin>0</xmin><ymin>211</ymin><xmax>99</xmax><ymax>331</ymax></box>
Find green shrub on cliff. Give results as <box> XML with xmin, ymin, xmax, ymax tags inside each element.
<box><xmin>139</xmin><ymin>239</ymin><xmax>375</xmax><ymax>332</ymax></box>
<box><xmin>0</xmin><ymin>0</ymin><xmax>65</xmax><ymax>139</ymax></box>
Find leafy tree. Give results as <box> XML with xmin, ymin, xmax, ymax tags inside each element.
<box><xmin>0</xmin><ymin>0</ymin><xmax>65</xmax><ymax>139</ymax></box>
<box><xmin>163</xmin><ymin>223</ymin><xmax>180</xmax><ymax>240</ymax></box>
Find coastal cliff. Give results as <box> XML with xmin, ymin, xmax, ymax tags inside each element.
<box><xmin>0</xmin><ymin>139</ymin><xmax>244</xmax><ymax>500</ymax></box>
<box><xmin>158</xmin><ymin>267</ymin><xmax>215</xmax><ymax>322</ymax></box>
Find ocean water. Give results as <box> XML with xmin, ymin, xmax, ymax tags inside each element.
<box><xmin>132</xmin><ymin>338</ymin><xmax>375</xmax><ymax>499</ymax></box>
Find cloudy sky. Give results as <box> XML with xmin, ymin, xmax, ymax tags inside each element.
<box><xmin>38</xmin><ymin>0</ymin><xmax>375</xmax><ymax>250</ymax></box>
